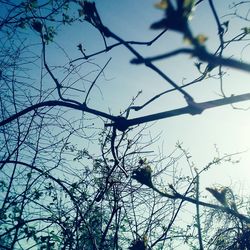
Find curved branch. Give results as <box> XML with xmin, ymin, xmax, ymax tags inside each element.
<box><xmin>0</xmin><ymin>100</ymin><xmax>115</xmax><ymax>127</ymax></box>
<box><xmin>2</xmin><ymin>93</ymin><xmax>250</xmax><ymax>132</ymax></box>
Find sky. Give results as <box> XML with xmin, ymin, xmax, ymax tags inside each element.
<box><xmin>2</xmin><ymin>0</ymin><xmax>250</xmax><ymax>201</ymax></box>
<box><xmin>0</xmin><ymin>0</ymin><xmax>250</xmax><ymax>192</ymax></box>
<box><xmin>1</xmin><ymin>0</ymin><xmax>250</xmax><ymax>249</ymax></box>
<box><xmin>55</xmin><ymin>0</ymin><xmax>250</xmax><ymax>195</ymax></box>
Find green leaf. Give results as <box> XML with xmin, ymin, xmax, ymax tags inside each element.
<box><xmin>154</xmin><ymin>0</ymin><xmax>168</xmax><ymax>10</ymax></box>
<box><xmin>0</xmin><ymin>180</ymin><xmax>6</xmax><ymax>191</ymax></box>
<box><xmin>33</xmin><ymin>190</ymin><xmax>43</xmax><ymax>200</ymax></box>
<box><xmin>242</xmin><ymin>27</ymin><xmax>250</xmax><ymax>34</ymax></box>
<box><xmin>195</xmin><ymin>34</ymin><xmax>208</xmax><ymax>44</ymax></box>
<box><xmin>0</xmin><ymin>208</ymin><xmax>7</xmax><ymax>220</ymax></box>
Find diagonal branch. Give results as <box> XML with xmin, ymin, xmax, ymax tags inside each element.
<box><xmin>121</xmin><ymin>93</ymin><xmax>250</xmax><ymax>129</ymax></box>
<box><xmin>81</xmin><ymin>2</ymin><xmax>194</xmax><ymax>103</ymax></box>
<box><xmin>152</xmin><ymin>185</ymin><xmax>250</xmax><ymax>224</ymax></box>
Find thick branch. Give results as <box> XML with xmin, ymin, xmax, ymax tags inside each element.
<box><xmin>131</xmin><ymin>48</ymin><xmax>250</xmax><ymax>73</ymax></box>
<box><xmin>1</xmin><ymin>94</ymin><xmax>250</xmax><ymax>131</ymax></box>
<box><xmin>0</xmin><ymin>100</ymin><xmax>115</xmax><ymax>127</ymax></box>
<box><xmin>123</xmin><ymin>93</ymin><xmax>250</xmax><ymax>128</ymax></box>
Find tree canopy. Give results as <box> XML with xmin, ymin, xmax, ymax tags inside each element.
<box><xmin>1</xmin><ymin>0</ymin><xmax>250</xmax><ymax>249</ymax></box>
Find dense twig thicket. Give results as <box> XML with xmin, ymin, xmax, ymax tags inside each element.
<box><xmin>1</xmin><ymin>0</ymin><xmax>250</xmax><ymax>249</ymax></box>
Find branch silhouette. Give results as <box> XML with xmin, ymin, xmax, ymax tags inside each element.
<box><xmin>1</xmin><ymin>93</ymin><xmax>250</xmax><ymax>131</ymax></box>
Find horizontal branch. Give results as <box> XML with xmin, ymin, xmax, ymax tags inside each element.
<box><xmin>1</xmin><ymin>93</ymin><xmax>250</xmax><ymax>131</ymax></box>
<box><xmin>131</xmin><ymin>48</ymin><xmax>250</xmax><ymax>73</ymax></box>
<box><xmin>71</xmin><ymin>29</ymin><xmax>168</xmax><ymax>63</ymax></box>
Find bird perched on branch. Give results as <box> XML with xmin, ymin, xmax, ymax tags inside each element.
<box><xmin>206</xmin><ymin>187</ymin><xmax>228</xmax><ymax>206</ymax></box>
<box><xmin>132</xmin><ymin>166</ymin><xmax>153</xmax><ymax>188</ymax></box>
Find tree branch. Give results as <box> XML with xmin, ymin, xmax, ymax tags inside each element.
<box><xmin>131</xmin><ymin>48</ymin><xmax>250</xmax><ymax>73</ymax></box>
<box><xmin>0</xmin><ymin>100</ymin><xmax>115</xmax><ymax>127</ymax></box>
<box><xmin>1</xmin><ymin>94</ymin><xmax>250</xmax><ymax>132</ymax></box>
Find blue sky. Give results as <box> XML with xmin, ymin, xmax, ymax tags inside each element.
<box><xmin>57</xmin><ymin>0</ymin><xmax>250</xmax><ymax>193</ymax></box>
<box><xmin>3</xmin><ymin>0</ymin><xmax>249</xmax><ymax>193</ymax></box>
<box><xmin>1</xmin><ymin>1</ymin><xmax>250</xmax><ymax>248</ymax></box>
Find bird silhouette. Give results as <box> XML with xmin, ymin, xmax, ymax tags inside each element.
<box><xmin>206</xmin><ymin>187</ymin><xmax>228</xmax><ymax>206</ymax></box>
